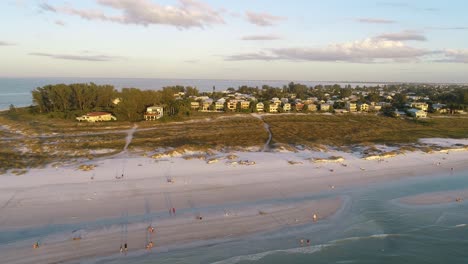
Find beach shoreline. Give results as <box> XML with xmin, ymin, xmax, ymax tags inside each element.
<box><xmin>0</xmin><ymin>139</ymin><xmax>467</xmax><ymax>263</ymax></box>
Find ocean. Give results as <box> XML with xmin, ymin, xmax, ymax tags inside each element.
<box><xmin>0</xmin><ymin>78</ymin><xmax>385</xmax><ymax>111</ymax></box>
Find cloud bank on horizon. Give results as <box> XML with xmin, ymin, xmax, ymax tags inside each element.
<box><xmin>1</xmin><ymin>0</ymin><xmax>468</xmax><ymax>82</ymax></box>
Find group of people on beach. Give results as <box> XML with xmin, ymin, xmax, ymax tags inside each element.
<box><xmin>119</xmin><ymin>243</ymin><xmax>128</xmax><ymax>254</ymax></box>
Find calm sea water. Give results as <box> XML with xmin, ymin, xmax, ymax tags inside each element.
<box><xmin>0</xmin><ymin>78</ymin><xmax>385</xmax><ymax>110</ymax></box>
<box><xmin>1</xmin><ymin>171</ymin><xmax>467</xmax><ymax>264</ymax></box>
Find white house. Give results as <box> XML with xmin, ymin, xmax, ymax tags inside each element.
<box><xmin>256</xmin><ymin>102</ymin><xmax>264</xmax><ymax>112</ymax></box>
<box><xmin>408</xmin><ymin>108</ymin><xmax>427</xmax><ymax>118</ymax></box>
<box><xmin>76</xmin><ymin>112</ymin><xmax>116</xmax><ymax>122</ymax></box>
<box><xmin>144</xmin><ymin>106</ymin><xmax>163</xmax><ymax>120</ymax></box>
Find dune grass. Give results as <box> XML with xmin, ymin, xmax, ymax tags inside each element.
<box><xmin>263</xmin><ymin>114</ymin><xmax>468</xmax><ymax>146</ymax></box>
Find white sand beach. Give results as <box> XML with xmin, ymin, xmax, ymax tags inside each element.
<box><xmin>0</xmin><ymin>138</ymin><xmax>467</xmax><ymax>263</ymax></box>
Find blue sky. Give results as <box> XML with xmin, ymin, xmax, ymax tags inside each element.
<box><xmin>1</xmin><ymin>0</ymin><xmax>468</xmax><ymax>82</ymax></box>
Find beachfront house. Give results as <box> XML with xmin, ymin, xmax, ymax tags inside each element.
<box><xmin>408</xmin><ymin>108</ymin><xmax>427</xmax><ymax>118</ymax></box>
<box><xmin>76</xmin><ymin>112</ymin><xmax>116</xmax><ymax>122</ymax></box>
<box><xmin>227</xmin><ymin>101</ymin><xmax>237</xmax><ymax>111</ymax></box>
<box><xmin>190</xmin><ymin>102</ymin><xmax>200</xmax><ymax>110</ymax></box>
<box><xmin>240</xmin><ymin>101</ymin><xmax>250</xmax><ymax>110</ymax></box>
<box><xmin>201</xmin><ymin>100</ymin><xmax>212</xmax><ymax>111</ymax></box>
<box><xmin>371</xmin><ymin>105</ymin><xmax>382</xmax><ymax>111</ymax></box>
<box><xmin>144</xmin><ymin>106</ymin><xmax>164</xmax><ymax>120</ymax></box>
<box><xmin>256</xmin><ymin>102</ymin><xmax>264</xmax><ymax>112</ymax></box>
<box><xmin>307</xmin><ymin>104</ymin><xmax>317</xmax><ymax>112</ymax></box>
<box><xmin>410</xmin><ymin>102</ymin><xmax>429</xmax><ymax>111</ymax></box>
<box><xmin>346</xmin><ymin>102</ymin><xmax>357</xmax><ymax>112</ymax></box>
<box><xmin>283</xmin><ymin>103</ymin><xmax>291</xmax><ymax>112</ymax></box>
<box><xmin>295</xmin><ymin>103</ymin><xmax>305</xmax><ymax>112</ymax></box>
<box><xmin>359</xmin><ymin>103</ymin><xmax>369</xmax><ymax>112</ymax></box>
<box><xmin>215</xmin><ymin>101</ymin><xmax>225</xmax><ymax>111</ymax></box>
<box><xmin>271</xmin><ymin>98</ymin><xmax>281</xmax><ymax>106</ymax></box>
<box><xmin>269</xmin><ymin>104</ymin><xmax>279</xmax><ymax>113</ymax></box>
<box><xmin>320</xmin><ymin>103</ymin><xmax>330</xmax><ymax>112</ymax></box>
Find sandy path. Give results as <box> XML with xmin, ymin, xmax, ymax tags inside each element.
<box><xmin>123</xmin><ymin>124</ymin><xmax>137</xmax><ymax>152</ymax></box>
<box><xmin>251</xmin><ymin>114</ymin><xmax>272</xmax><ymax>151</ymax></box>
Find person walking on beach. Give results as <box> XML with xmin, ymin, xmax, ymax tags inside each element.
<box><xmin>313</xmin><ymin>213</ymin><xmax>318</xmax><ymax>222</ymax></box>
<box><xmin>172</xmin><ymin>207</ymin><xmax>176</xmax><ymax>215</ymax></box>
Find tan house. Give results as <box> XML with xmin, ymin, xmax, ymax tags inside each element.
<box><xmin>371</xmin><ymin>105</ymin><xmax>382</xmax><ymax>111</ymax></box>
<box><xmin>411</xmin><ymin>102</ymin><xmax>429</xmax><ymax>111</ymax></box>
<box><xmin>307</xmin><ymin>104</ymin><xmax>317</xmax><ymax>112</ymax></box>
<box><xmin>346</xmin><ymin>102</ymin><xmax>357</xmax><ymax>112</ymax></box>
<box><xmin>359</xmin><ymin>103</ymin><xmax>369</xmax><ymax>112</ymax></box>
<box><xmin>201</xmin><ymin>101</ymin><xmax>211</xmax><ymax>111</ymax></box>
<box><xmin>144</xmin><ymin>106</ymin><xmax>164</xmax><ymax>120</ymax></box>
<box><xmin>408</xmin><ymin>108</ymin><xmax>427</xmax><ymax>118</ymax></box>
<box><xmin>227</xmin><ymin>101</ymin><xmax>237</xmax><ymax>111</ymax></box>
<box><xmin>283</xmin><ymin>103</ymin><xmax>291</xmax><ymax>112</ymax></box>
<box><xmin>215</xmin><ymin>102</ymin><xmax>225</xmax><ymax>111</ymax></box>
<box><xmin>76</xmin><ymin>112</ymin><xmax>116</xmax><ymax>122</ymax></box>
<box><xmin>295</xmin><ymin>103</ymin><xmax>305</xmax><ymax>112</ymax></box>
<box><xmin>320</xmin><ymin>103</ymin><xmax>330</xmax><ymax>111</ymax></box>
<box><xmin>190</xmin><ymin>101</ymin><xmax>200</xmax><ymax>110</ymax></box>
<box><xmin>256</xmin><ymin>102</ymin><xmax>264</xmax><ymax>112</ymax></box>
<box><xmin>269</xmin><ymin>104</ymin><xmax>278</xmax><ymax>113</ymax></box>
<box><xmin>240</xmin><ymin>101</ymin><xmax>250</xmax><ymax>110</ymax></box>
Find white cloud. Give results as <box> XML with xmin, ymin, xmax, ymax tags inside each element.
<box><xmin>376</xmin><ymin>30</ymin><xmax>427</xmax><ymax>41</ymax></box>
<box><xmin>356</xmin><ymin>18</ymin><xmax>396</xmax><ymax>24</ymax></box>
<box><xmin>40</xmin><ymin>0</ymin><xmax>225</xmax><ymax>29</ymax></box>
<box><xmin>0</xmin><ymin>41</ymin><xmax>16</xmax><ymax>46</ymax></box>
<box><xmin>439</xmin><ymin>49</ymin><xmax>468</xmax><ymax>63</ymax></box>
<box><xmin>241</xmin><ymin>34</ymin><xmax>281</xmax><ymax>41</ymax></box>
<box><xmin>225</xmin><ymin>38</ymin><xmax>434</xmax><ymax>63</ymax></box>
<box><xmin>245</xmin><ymin>11</ymin><xmax>285</xmax><ymax>26</ymax></box>
<box><xmin>29</xmin><ymin>52</ymin><xmax>124</xmax><ymax>62</ymax></box>
<box><xmin>54</xmin><ymin>20</ymin><xmax>66</xmax><ymax>26</ymax></box>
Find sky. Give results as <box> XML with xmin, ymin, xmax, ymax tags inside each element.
<box><xmin>1</xmin><ymin>0</ymin><xmax>468</xmax><ymax>82</ymax></box>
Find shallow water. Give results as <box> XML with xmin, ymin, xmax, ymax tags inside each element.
<box><xmin>87</xmin><ymin>171</ymin><xmax>468</xmax><ymax>264</ymax></box>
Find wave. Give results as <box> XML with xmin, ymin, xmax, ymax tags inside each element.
<box><xmin>454</xmin><ymin>224</ymin><xmax>466</xmax><ymax>228</ymax></box>
<box><xmin>212</xmin><ymin>234</ymin><xmax>400</xmax><ymax>264</ymax></box>
<box><xmin>330</xmin><ymin>233</ymin><xmax>400</xmax><ymax>244</ymax></box>
<box><xmin>210</xmin><ymin>244</ymin><xmax>330</xmax><ymax>264</ymax></box>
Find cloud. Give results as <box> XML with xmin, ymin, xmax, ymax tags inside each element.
<box><xmin>356</xmin><ymin>18</ymin><xmax>396</xmax><ymax>24</ymax></box>
<box><xmin>184</xmin><ymin>59</ymin><xmax>200</xmax><ymax>63</ymax></box>
<box><xmin>241</xmin><ymin>34</ymin><xmax>282</xmax><ymax>41</ymax></box>
<box><xmin>225</xmin><ymin>38</ymin><xmax>434</xmax><ymax>63</ymax></box>
<box><xmin>39</xmin><ymin>0</ymin><xmax>225</xmax><ymax>29</ymax></box>
<box><xmin>377</xmin><ymin>2</ymin><xmax>438</xmax><ymax>12</ymax></box>
<box><xmin>427</xmin><ymin>26</ymin><xmax>468</xmax><ymax>30</ymax></box>
<box><xmin>54</xmin><ymin>20</ymin><xmax>66</xmax><ymax>26</ymax></box>
<box><xmin>245</xmin><ymin>11</ymin><xmax>285</xmax><ymax>26</ymax></box>
<box><xmin>376</xmin><ymin>30</ymin><xmax>427</xmax><ymax>41</ymax></box>
<box><xmin>0</xmin><ymin>41</ymin><xmax>16</xmax><ymax>46</ymax></box>
<box><xmin>438</xmin><ymin>50</ymin><xmax>468</xmax><ymax>63</ymax></box>
<box><xmin>29</xmin><ymin>52</ymin><xmax>123</xmax><ymax>62</ymax></box>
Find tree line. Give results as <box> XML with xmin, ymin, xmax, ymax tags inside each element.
<box><xmin>31</xmin><ymin>83</ymin><xmax>199</xmax><ymax>121</ymax></box>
